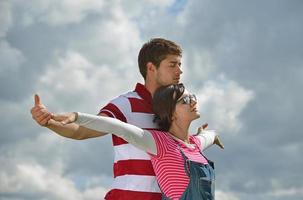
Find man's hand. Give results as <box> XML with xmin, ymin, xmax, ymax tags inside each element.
<box><xmin>52</xmin><ymin>112</ymin><xmax>77</xmax><ymax>125</ymax></box>
<box><xmin>30</xmin><ymin>94</ymin><xmax>52</xmax><ymax>126</ymax></box>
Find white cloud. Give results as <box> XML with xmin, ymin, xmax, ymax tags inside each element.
<box><xmin>36</xmin><ymin>51</ymin><xmax>138</xmax><ymax>113</ymax></box>
<box><xmin>182</xmin><ymin>50</ymin><xmax>216</xmax><ymax>81</ymax></box>
<box><xmin>0</xmin><ymin>162</ymin><xmax>107</xmax><ymax>200</ymax></box>
<box><xmin>19</xmin><ymin>0</ymin><xmax>105</xmax><ymax>26</ymax></box>
<box><xmin>268</xmin><ymin>178</ymin><xmax>303</xmax><ymax>198</ymax></box>
<box><xmin>0</xmin><ymin>130</ymin><xmax>109</xmax><ymax>200</ymax></box>
<box><xmin>0</xmin><ymin>1</ymin><xmax>22</xmax><ymax>73</ymax></box>
<box><xmin>16</xmin><ymin>0</ymin><xmax>177</xmax><ymax>27</ymax></box>
<box><xmin>0</xmin><ymin>40</ymin><xmax>25</xmax><ymax>73</ymax></box>
<box><xmin>196</xmin><ymin>74</ymin><xmax>254</xmax><ymax>134</ymax></box>
<box><xmin>268</xmin><ymin>187</ymin><xmax>303</xmax><ymax>197</ymax></box>
<box><xmin>119</xmin><ymin>0</ymin><xmax>174</xmax><ymax>18</ymax></box>
<box><xmin>215</xmin><ymin>190</ymin><xmax>240</xmax><ymax>200</ymax></box>
<box><xmin>0</xmin><ymin>1</ymin><xmax>13</xmax><ymax>38</ymax></box>
<box><xmin>145</xmin><ymin>0</ymin><xmax>174</xmax><ymax>6</ymax></box>
<box><xmin>73</xmin><ymin>5</ymin><xmax>142</xmax><ymax>68</ymax></box>
<box><xmin>33</xmin><ymin>5</ymin><xmax>142</xmax><ymax>99</ymax></box>
<box><xmin>82</xmin><ymin>186</ymin><xmax>107</xmax><ymax>200</ymax></box>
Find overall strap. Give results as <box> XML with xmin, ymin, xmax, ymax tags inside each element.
<box><xmin>192</xmin><ymin>135</ymin><xmax>215</xmax><ymax>169</ymax></box>
<box><xmin>177</xmin><ymin>143</ymin><xmax>191</xmax><ymax>176</ymax></box>
<box><xmin>165</xmin><ymin>132</ymin><xmax>192</xmax><ymax>176</ymax></box>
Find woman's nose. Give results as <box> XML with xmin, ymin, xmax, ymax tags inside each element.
<box><xmin>190</xmin><ymin>101</ymin><xmax>197</xmax><ymax>107</ymax></box>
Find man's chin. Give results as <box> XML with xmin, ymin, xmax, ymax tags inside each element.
<box><xmin>163</xmin><ymin>80</ymin><xmax>179</xmax><ymax>86</ymax></box>
<box><xmin>175</xmin><ymin>79</ymin><xmax>180</xmax><ymax>83</ymax></box>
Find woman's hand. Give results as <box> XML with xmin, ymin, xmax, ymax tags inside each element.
<box><xmin>52</xmin><ymin>112</ymin><xmax>78</xmax><ymax>125</ymax></box>
<box><xmin>196</xmin><ymin>123</ymin><xmax>225</xmax><ymax>149</ymax></box>
<box><xmin>214</xmin><ymin>135</ymin><xmax>224</xmax><ymax>149</ymax></box>
<box><xmin>196</xmin><ymin>123</ymin><xmax>208</xmax><ymax>135</ymax></box>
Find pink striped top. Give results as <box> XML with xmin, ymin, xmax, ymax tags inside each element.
<box><xmin>149</xmin><ymin>130</ymin><xmax>210</xmax><ymax>200</ymax></box>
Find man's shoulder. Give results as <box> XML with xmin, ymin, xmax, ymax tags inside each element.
<box><xmin>109</xmin><ymin>90</ymin><xmax>140</xmax><ymax>105</ymax></box>
<box><xmin>99</xmin><ymin>90</ymin><xmax>141</xmax><ymax>118</ymax></box>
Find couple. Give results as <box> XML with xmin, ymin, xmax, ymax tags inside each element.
<box><xmin>31</xmin><ymin>38</ymin><xmax>223</xmax><ymax>200</ymax></box>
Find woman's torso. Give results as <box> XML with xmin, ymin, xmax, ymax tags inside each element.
<box><xmin>149</xmin><ymin>130</ymin><xmax>209</xmax><ymax>199</ymax></box>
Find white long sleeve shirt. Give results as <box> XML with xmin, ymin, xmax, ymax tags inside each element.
<box><xmin>75</xmin><ymin>112</ymin><xmax>216</xmax><ymax>155</ymax></box>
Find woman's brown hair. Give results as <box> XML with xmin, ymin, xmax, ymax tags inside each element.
<box><xmin>152</xmin><ymin>83</ymin><xmax>185</xmax><ymax>131</ymax></box>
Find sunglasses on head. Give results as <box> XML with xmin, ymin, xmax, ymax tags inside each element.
<box><xmin>177</xmin><ymin>94</ymin><xmax>197</xmax><ymax>104</ymax></box>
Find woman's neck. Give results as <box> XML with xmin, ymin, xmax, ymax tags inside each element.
<box><xmin>169</xmin><ymin>120</ymin><xmax>191</xmax><ymax>143</ymax></box>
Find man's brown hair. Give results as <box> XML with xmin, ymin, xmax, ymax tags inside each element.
<box><xmin>138</xmin><ymin>38</ymin><xmax>182</xmax><ymax>79</ymax></box>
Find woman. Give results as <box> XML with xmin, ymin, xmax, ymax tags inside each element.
<box><xmin>53</xmin><ymin>83</ymin><xmax>224</xmax><ymax>200</ymax></box>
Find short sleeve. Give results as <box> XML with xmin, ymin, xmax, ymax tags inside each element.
<box><xmin>98</xmin><ymin>96</ymin><xmax>130</xmax><ymax>146</ymax></box>
<box><xmin>148</xmin><ymin>130</ymin><xmax>170</xmax><ymax>158</ymax></box>
<box><xmin>195</xmin><ymin>130</ymin><xmax>216</xmax><ymax>151</ymax></box>
<box><xmin>98</xmin><ymin>95</ymin><xmax>129</xmax><ymax>122</ymax></box>
<box><xmin>99</xmin><ymin>103</ymin><xmax>126</xmax><ymax>121</ymax></box>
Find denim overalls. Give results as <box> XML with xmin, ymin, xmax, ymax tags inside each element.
<box><xmin>161</xmin><ymin>142</ymin><xmax>215</xmax><ymax>200</ymax></box>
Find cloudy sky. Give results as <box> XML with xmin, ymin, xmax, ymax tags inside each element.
<box><xmin>1</xmin><ymin>0</ymin><xmax>302</xmax><ymax>199</ymax></box>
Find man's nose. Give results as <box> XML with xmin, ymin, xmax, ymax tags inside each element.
<box><xmin>177</xmin><ymin>66</ymin><xmax>183</xmax><ymax>75</ymax></box>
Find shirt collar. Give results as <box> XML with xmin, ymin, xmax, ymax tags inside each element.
<box><xmin>167</xmin><ymin>132</ymin><xmax>196</xmax><ymax>149</ymax></box>
<box><xmin>134</xmin><ymin>83</ymin><xmax>152</xmax><ymax>105</ymax></box>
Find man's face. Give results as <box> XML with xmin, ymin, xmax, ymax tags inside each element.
<box><xmin>155</xmin><ymin>54</ymin><xmax>183</xmax><ymax>87</ymax></box>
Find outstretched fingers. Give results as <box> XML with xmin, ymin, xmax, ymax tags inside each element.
<box><xmin>202</xmin><ymin>123</ymin><xmax>208</xmax><ymax>130</ymax></box>
<box><xmin>38</xmin><ymin>113</ymin><xmax>52</xmax><ymax>126</ymax></box>
<box><xmin>214</xmin><ymin>136</ymin><xmax>224</xmax><ymax>149</ymax></box>
<box><xmin>31</xmin><ymin>94</ymin><xmax>52</xmax><ymax>126</ymax></box>
<box><xmin>34</xmin><ymin>94</ymin><xmax>41</xmax><ymax>106</ymax></box>
<box><xmin>32</xmin><ymin>110</ymin><xmax>52</xmax><ymax>126</ymax></box>
<box><xmin>196</xmin><ymin>123</ymin><xmax>208</xmax><ymax>135</ymax></box>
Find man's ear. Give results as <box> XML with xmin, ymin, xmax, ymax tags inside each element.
<box><xmin>147</xmin><ymin>62</ymin><xmax>156</xmax><ymax>73</ymax></box>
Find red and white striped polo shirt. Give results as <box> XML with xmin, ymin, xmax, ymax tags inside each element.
<box><xmin>99</xmin><ymin>83</ymin><xmax>161</xmax><ymax>200</ymax></box>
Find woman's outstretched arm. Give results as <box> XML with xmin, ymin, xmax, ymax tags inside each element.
<box><xmin>53</xmin><ymin>112</ymin><xmax>158</xmax><ymax>155</ymax></box>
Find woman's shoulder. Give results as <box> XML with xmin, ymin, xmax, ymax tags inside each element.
<box><xmin>190</xmin><ymin>134</ymin><xmax>202</xmax><ymax>147</ymax></box>
<box><xmin>148</xmin><ymin>129</ymin><xmax>169</xmax><ymax>138</ymax></box>
<box><xmin>148</xmin><ymin>130</ymin><xmax>176</xmax><ymax>145</ymax></box>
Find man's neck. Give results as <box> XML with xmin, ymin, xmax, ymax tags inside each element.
<box><xmin>144</xmin><ymin>79</ymin><xmax>159</xmax><ymax>97</ymax></box>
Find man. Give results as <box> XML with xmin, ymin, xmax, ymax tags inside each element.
<box><xmin>31</xmin><ymin>38</ymin><xmax>183</xmax><ymax>199</ymax></box>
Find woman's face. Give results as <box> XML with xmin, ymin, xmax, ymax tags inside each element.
<box><xmin>173</xmin><ymin>90</ymin><xmax>200</xmax><ymax>123</ymax></box>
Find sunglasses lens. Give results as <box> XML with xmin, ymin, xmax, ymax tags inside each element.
<box><xmin>184</xmin><ymin>96</ymin><xmax>190</xmax><ymax>104</ymax></box>
<box><xmin>178</xmin><ymin>94</ymin><xmax>197</xmax><ymax>104</ymax></box>
<box><xmin>191</xmin><ymin>94</ymin><xmax>197</xmax><ymax>102</ymax></box>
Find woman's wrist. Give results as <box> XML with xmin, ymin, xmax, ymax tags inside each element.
<box><xmin>73</xmin><ymin>112</ymin><xmax>78</xmax><ymax>122</ymax></box>
<box><xmin>214</xmin><ymin>135</ymin><xmax>224</xmax><ymax>149</ymax></box>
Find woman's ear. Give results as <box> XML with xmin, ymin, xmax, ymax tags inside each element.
<box><xmin>171</xmin><ymin>112</ymin><xmax>177</xmax><ymax>121</ymax></box>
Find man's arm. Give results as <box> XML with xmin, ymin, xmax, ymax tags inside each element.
<box><xmin>46</xmin><ymin>114</ymin><xmax>108</xmax><ymax>140</ymax></box>
<box><xmin>30</xmin><ymin>94</ymin><xmax>107</xmax><ymax>140</ymax></box>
